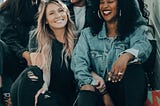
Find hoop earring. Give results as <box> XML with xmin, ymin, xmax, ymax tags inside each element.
<box><xmin>119</xmin><ymin>9</ymin><xmax>122</xmax><ymax>17</ymax></box>
<box><xmin>98</xmin><ymin>10</ymin><xmax>103</xmax><ymax>20</ymax></box>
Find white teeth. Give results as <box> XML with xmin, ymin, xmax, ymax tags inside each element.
<box><xmin>103</xmin><ymin>11</ymin><xmax>111</xmax><ymax>15</ymax></box>
<box><xmin>56</xmin><ymin>19</ymin><xmax>64</xmax><ymax>23</ymax></box>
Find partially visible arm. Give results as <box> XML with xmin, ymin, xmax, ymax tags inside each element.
<box><xmin>108</xmin><ymin>52</ymin><xmax>134</xmax><ymax>82</ymax></box>
<box><xmin>103</xmin><ymin>94</ymin><xmax>114</xmax><ymax>106</ymax></box>
<box><xmin>121</xmin><ymin>25</ymin><xmax>152</xmax><ymax>63</ymax></box>
<box><xmin>91</xmin><ymin>72</ymin><xmax>114</xmax><ymax>106</ymax></box>
<box><xmin>30</xmin><ymin>53</ymin><xmax>44</xmax><ymax>67</ymax></box>
<box><xmin>1</xmin><ymin>23</ymin><xmax>30</xmax><ymax>61</ymax></box>
<box><xmin>22</xmin><ymin>51</ymin><xmax>31</xmax><ymax>66</ymax></box>
<box><xmin>71</xmin><ymin>30</ymin><xmax>96</xmax><ymax>87</ymax></box>
<box><xmin>91</xmin><ymin>71</ymin><xmax>106</xmax><ymax>92</ymax></box>
<box><xmin>109</xmin><ymin>25</ymin><xmax>152</xmax><ymax>82</ymax></box>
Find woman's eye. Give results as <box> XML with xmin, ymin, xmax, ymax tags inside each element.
<box><xmin>100</xmin><ymin>1</ymin><xmax>105</xmax><ymax>4</ymax></box>
<box><xmin>49</xmin><ymin>12</ymin><xmax>54</xmax><ymax>15</ymax></box>
<box><xmin>108</xmin><ymin>1</ymin><xmax>114</xmax><ymax>3</ymax></box>
<box><xmin>58</xmin><ymin>9</ymin><xmax>64</xmax><ymax>13</ymax></box>
<box><xmin>108</xmin><ymin>0</ymin><xmax>114</xmax><ymax>3</ymax></box>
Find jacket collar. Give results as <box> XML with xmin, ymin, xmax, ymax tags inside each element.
<box><xmin>97</xmin><ymin>22</ymin><xmax>120</xmax><ymax>40</ymax></box>
<box><xmin>97</xmin><ymin>23</ymin><xmax>107</xmax><ymax>39</ymax></box>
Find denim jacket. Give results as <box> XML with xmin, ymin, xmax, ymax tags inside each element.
<box><xmin>71</xmin><ymin>23</ymin><xmax>152</xmax><ymax>87</ymax></box>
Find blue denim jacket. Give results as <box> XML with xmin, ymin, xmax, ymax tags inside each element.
<box><xmin>71</xmin><ymin>23</ymin><xmax>152</xmax><ymax>87</ymax></box>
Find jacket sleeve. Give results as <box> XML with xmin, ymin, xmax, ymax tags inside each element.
<box><xmin>123</xmin><ymin>25</ymin><xmax>152</xmax><ymax>63</ymax></box>
<box><xmin>71</xmin><ymin>30</ymin><xmax>96</xmax><ymax>87</ymax></box>
<box><xmin>1</xmin><ymin>23</ymin><xmax>29</xmax><ymax>59</ymax></box>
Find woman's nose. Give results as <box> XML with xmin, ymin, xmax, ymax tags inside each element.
<box><xmin>54</xmin><ymin>12</ymin><xmax>61</xmax><ymax>18</ymax></box>
<box><xmin>103</xmin><ymin>2</ymin><xmax>109</xmax><ymax>8</ymax></box>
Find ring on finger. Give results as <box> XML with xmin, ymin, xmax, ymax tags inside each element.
<box><xmin>118</xmin><ymin>72</ymin><xmax>123</xmax><ymax>76</ymax></box>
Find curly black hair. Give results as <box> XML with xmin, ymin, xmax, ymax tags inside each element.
<box><xmin>89</xmin><ymin>0</ymin><xmax>148</xmax><ymax>40</ymax></box>
<box><xmin>137</xmin><ymin>0</ymin><xmax>150</xmax><ymax>24</ymax></box>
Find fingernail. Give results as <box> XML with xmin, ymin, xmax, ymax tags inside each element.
<box><xmin>108</xmin><ymin>77</ymin><xmax>111</xmax><ymax>81</ymax></box>
<box><xmin>42</xmin><ymin>91</ymin><xmax>45</xmax><ymax>94</ymax></box>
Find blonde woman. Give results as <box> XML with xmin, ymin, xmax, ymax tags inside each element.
<box><xmin>10</xmin><ymin>0</ymin><xmax>77</xmax><ymax>106</ymax></box>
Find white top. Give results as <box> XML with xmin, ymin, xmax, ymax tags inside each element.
<box><xmin>73</xmin><ymin>6</ymin><xmax>86</xmax><ymax>33</ymax></box>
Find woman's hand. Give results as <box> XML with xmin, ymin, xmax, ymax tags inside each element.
<box><xmin>91</xmin><ymin>72</ymin><xmax>114</xmax><ymax>106</ymax></box>
<box><xmin>34</xmin><ymin>83</ymin><xmax>48</xmax><ymax>106</ymax></box>
<box><xmin>108</xmin><ymin>53</ymin><xmax>134</xmax><ymax>82</ymax></box>
<box><xmin>91</xmin><ymin>72</ymin><xmax>106</xmax><ymax>92</ymax></box>
<box><xmin>103</xmin><ymin>94</ymin><xmax>114</xmax><ymax>106</ymax></box>
<box><xmin>22</xmin><ymin>51</ymin><xmax>32</xmax><ymax>66</ymax></box>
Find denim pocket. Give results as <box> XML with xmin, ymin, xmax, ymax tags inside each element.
<box><xmin>90</xmin><ymin>50</ymin><xmax>108</xmax><ymax>75</ymax></box>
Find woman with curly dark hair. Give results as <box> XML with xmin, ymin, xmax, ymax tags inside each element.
<box><xmin>71</xmin><ymin>0</ymin><xmax>152</xmax><ymax>106</ymax></box>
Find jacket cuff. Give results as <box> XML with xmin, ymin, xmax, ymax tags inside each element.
<box><xmin>79</xmin><ymin>77</ymin><xmax>97</xmax><ymax>87</ymax></box>
<box><xmin>119</xmin><ymin>48</ymin><xmax>141</xmax><ymax>64</ymax></box>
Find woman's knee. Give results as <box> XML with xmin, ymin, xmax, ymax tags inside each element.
<box><xmin>26</xmin><ymin>66</ymin><xmax>43</xmax><ymax>79</ymax></box>
<box><xmin>12</xmin><ymin>66</ymin><xmax>43</xmax><ymax>86</ymax></box>
<box><xmin>10</xmin><ymin>66</ymin><xmax>44</xmax><ymax>106</ymax></box>
<box><xmin>124</xmin><ymin>64</ymin><xmax>144</xmax><ymax>79</ymax></box>
<box><xmin>80</xmin><ymin>85</ymin><xmax>95</xmax><ymax>92</ymax></box>
<box><xmin>127</xmin><ymin>64</ymin><xmax>143</xmax><ymax>72</ymax></box>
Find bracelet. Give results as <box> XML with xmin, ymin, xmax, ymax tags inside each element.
<box><xmin>101</xmin><ymin>89</ymin><xmax>108</xmax><ymax>96</ymax></box>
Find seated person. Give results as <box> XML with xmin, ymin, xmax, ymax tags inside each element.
<box><xmin>71</xmin><ymin>0</ymin><xmax>152</xmax><ymax>106</ymax></box>
<box><xmin>10</xmin><ymin>0</ymin><xmax>77</xmax><ymax>106</ymax></box>
<box><xmin>67</xmin><ymin>0</ymin><xmax>99</xmax><ymax>36</ymax></box>
<box><xmin>0</xmin><ymin>0</ymin><xmax>40</xmax><ymax>105</ymax></box>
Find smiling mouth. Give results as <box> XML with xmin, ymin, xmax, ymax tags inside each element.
<box><xmin>55</xmin><ymin>19</ymin><xmax>64</xmax><ymax>23</ymax></box>
<box><xmin>103</xmin><ymin>10</ymin><xmax>111</xmax><ymax>15</ymax></box>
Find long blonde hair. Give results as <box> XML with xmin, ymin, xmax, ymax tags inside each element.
<box><xmin>31</xmin><ymin>0</ymin><xmax>76</xmax><ymax>84</ymax></box>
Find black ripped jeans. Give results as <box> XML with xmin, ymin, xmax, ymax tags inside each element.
<box><xmin>77</xmin><ymin>64</ymin><xmax>147</xmax><ymax>106</ymax></box>
<box><xmin>10</xmin><ymin>66</ymin><xmax>44</xmax><ymax>106</ymax></box>
<box><xmin>10</xmin><ymin>66</ymin><xmax>77</xmax><ymax>106</ymax></box>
